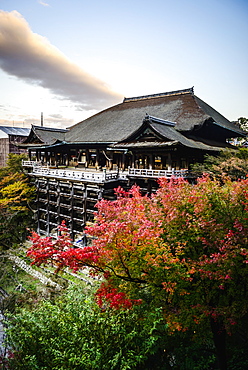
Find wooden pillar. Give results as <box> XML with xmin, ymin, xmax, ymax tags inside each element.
<box><xmin>65</xmin><ymin>154</ymin><xmax>69</xmax><ymax>166</ymax></box>
<box><xmin>167</xmin><ymin>153</ymin><xmax>172</xmax><ymax>170</ymax></box>
<box><xmin>132</xmin><ymin>153</ymin><xmax>135</xmax><ymax>168</ymax></box>
<box><xmin>86</xmin><ymin>149</ymin><xmax>89</xmax><ymax>168</ymax></box>
<box><xmin>109</xmin><ymin>152</ymin><xmax>113</xmax><ymax>170</ymax></box>
<box><xmin>36</xmin><ymin>149</ymin><xmax>39</xmax><ymax>161</ymax></box>
<box><xmin>56</xmin><ymin>181</ymin><xmax>61</xmax><ymax>228</ymax></box>
<box><xmin>149</xmin><ymin>154</ymin><xmax>153</xmax><ymax>169</ymax></box>
<box><xmin>83</xmin><ymin>184</ymin><xmax>87</xmax><ymax>226</ymax></box>
<box><xmin>36</xmin><ymin>179</ymin><xmax>41</xmax><ymax>234</ymax></box>
<box><xmin>46</xmin><ymin>179</ymin><xmax>50</xmax><ymax>236</ymax></box>
<box><xmin>96</xmin><ymin>149</ymin><xmax>99</xmax><ymax>169</ymax></box>
<box><xmin>122</xmin><ymin>153</ymin><xmax>126</xmax><ymax>170</ymax></box>
<box><xmin>55</xmin><ymin>153</ymin><xmax>58</xmax><ymax>167</ymax></box>
<box><xmin>69</xmin><ymin>182</ymin><xmax>74</xmax><ymax>240</ymax></box>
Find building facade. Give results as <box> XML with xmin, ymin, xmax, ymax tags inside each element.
<box><xmin>22</xmin><ymin>88</ymin><xmax>246</xmax><ymax>242</ymax></box>
<box><xmin>0</xmin><ymin>126</ymin><xmax>30</xmax><ymax>167</ymax></box>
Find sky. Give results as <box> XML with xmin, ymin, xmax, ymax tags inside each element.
<box><xmin>0</xmin><ymin>0</ymin><xmax>247</xmax><ymax>129</ymax></box>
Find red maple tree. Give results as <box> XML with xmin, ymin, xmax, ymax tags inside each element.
<box><xmin>27</xmin><ymin>175</ymin><xmax>248</xmax><ymax>370</ymax></box>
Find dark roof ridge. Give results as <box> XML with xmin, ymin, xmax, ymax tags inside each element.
<box><xmin>32</xmin><ymin>125</ymin><xmax>68</xmax><ymax>132</ymax></box>
<box><xmin>123</xmin><ymin>87</ymin><xmax>194</xmax><ymax>103</ymax></box>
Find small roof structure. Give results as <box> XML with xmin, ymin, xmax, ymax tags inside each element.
<box><xmin>21</xmin><ymin>125</ymin><xmax>68</xmax><ymax>147</ymax></box>
<box><xmin>0</xmin><ymin>126</ymin><xmax>30</xmax><ymax>139</ymax></box>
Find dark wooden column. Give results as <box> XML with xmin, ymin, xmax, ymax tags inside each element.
<box><xmin>96</xmin><ymin>149</ymin><xmax>99</xmax><ymax>169</ymax></box>
<box><xmin>46</xmin><ymin>179</ymin><xmax>50</xmax><ymax>236</ymax></box>
<box><xmin>149</xmin><ymin>154</ymin><xmax>153</xmax><ymax>169</ymax></box>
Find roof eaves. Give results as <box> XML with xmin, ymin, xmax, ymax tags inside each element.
<box><xmin>212</xmin><ymin>121</ymin><xmax>247</xmax><ymax>136</ymax></box>
<box><xmin>65</xmin><ymin>141</ymin><xmax>116</xmax><ymax>145</ymax></box>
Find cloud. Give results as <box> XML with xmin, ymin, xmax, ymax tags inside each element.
<box><xmin>0</xmin><ymin>114</ymin><xmax>74</xmax><ymax>129</ymax></box>
<box><xmin>38</xmin><ymin>1</ymin><xmax>50</xmax><ymax>6</ymax></box>
<box><xmin>0</xmin><ymin>11</ymin><xmax>123</xmax><ymax>110</ymax></box>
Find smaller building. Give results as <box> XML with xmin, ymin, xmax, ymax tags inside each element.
<box><xmin>20</xmin><ymin>125</ymin><xmax>68</xmax><ymax>164</ymax></box>
<box><xmin>0</xmin><ymin>126</ymin><xmax>30</xmax><ymax>167</ymax></box>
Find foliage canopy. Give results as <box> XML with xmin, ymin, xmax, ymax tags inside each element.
<box><xmin>0</xmin><ymin>154</ymin><xmax>35</xmax><ymax>249</ymax></box>
<box><xmin>6</xmin><ymin>286</ymin><xmax>169</xmax><ymax>370</ymax></box>
<box><xmin>27</xmin><ymin>175</ymin><xmax>248</xmax><ymax>369</ymax></box>
<box><xmin>191</xmin><ymin>148</ymin><xmax>248</xmax><ymax>180</ymax></box>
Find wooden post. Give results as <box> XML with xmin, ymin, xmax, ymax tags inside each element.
<box><xmin>96</xmin><ymin>149</ymin><xmax>99</xmax><ymax>169</ymax></box>
<box><xmin>69</xmin><ymin>182</ymin><xmax>74</xmax><ymax>239</ymax></box>
<box><xmin>46</xmin><ymin>179</ymin><xmax>50</xmax><ymax>236</ymax></box>
<box><xmin>149</xmin><ymin>154</ymin><xmax>153</xmax><ymax>169</ymax></box>
<box><xmin>167</xmin><ymin>153</ymin><xmax>172</xmax><ymax>170</ymax></box>
<box><xmin>122</xmin><ymin>152</ymin><xmax>126</xmax><ymax>170</ymax></box>
<box><xmin>86</xmin><ymin>149</ymin><xmax>89</xmax><ymax>168</ymax></box>
<box><xmin>132</xmin><ymin>153</ymin><xmax>135</xmax><ymax>168</ymax></box>
<box><xmin>109</xmin><ymin>152</ymin><xmax>113</xmax><ymax>170</ymax></box>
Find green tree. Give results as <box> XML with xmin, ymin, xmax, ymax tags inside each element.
<box><xmin>6</xmin><ymin>285</ymin><xmax>169</xmax><ymax>370</ymax></box>
<box><xmin>0</xmin><ymin>154</ymin><xmax>35</xmax><ymax>249</ymax></box>
<box><xmin>191</xmin><ymin>148</ymin><xmax>248</xmax><ymax>180</ymax></box>
<box><xmin>237</xmin><ymin>117</ymin><xmax>248</xmax><ymax>131</ymax></box>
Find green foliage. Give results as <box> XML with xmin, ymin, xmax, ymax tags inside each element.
<box><xmin>5</xmin><ymin>153</ymin><xmax>28</xmax><ymax>174</ymax></box>
<box><xmin>190</xmin><ymin>148</ymin><xmax>248</xmax><ymax>180</ymax></box>
<box><xmin>6</xmin><ymin>285</ymin><xmax>168</xmax><ymax>370</ymax></box>
<box><xmin>0</xmin><ymin>154</ymin><xmax>35</xmax><ymax>249</ymax></box>
<box><xmin>237</xmin><ymin>117</ymin><xmax>248</xmax><ymax>132</ymax></box>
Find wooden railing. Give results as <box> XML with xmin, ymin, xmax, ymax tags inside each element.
<box><xmin>22</xmin><ymin>160</ymin><xmax>42</xmax><ymax>167</ymax></box>
<box><xmin>23</xmin><ymin>162</ymin><xmax>189</xmax><ymax>182</ymax></box>
<box><xmin>31</xmin><ymin>167</ymin><xmax>119</xmax><ymax>183</ymax></box>
<box><xmin>127</xmin><ymin>168</ymin><xmax>189</xmax><ymax>178</ymax></box>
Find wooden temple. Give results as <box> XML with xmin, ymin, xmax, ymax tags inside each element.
<box><xmin>21</xmin><ymin>88</ymin><xmax>245</xmax><ymax>242</ymax></box>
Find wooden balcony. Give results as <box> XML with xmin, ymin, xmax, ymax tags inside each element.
<box><xmin>30</xmin><ymin>166</ymin><xmax>121</xmax><ymax>184</ymax></box>
<box><xmin>23</xmin><ymin>161</ymin><xmax>189</xmax><ymax>183</ymax></box>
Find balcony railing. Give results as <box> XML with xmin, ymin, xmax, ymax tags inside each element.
<box><xmin>22</xmin><ymin>160</ymin><xmax>42</xmax><ymax>167</ymax></box>
<box><xmin>31</xmin><ymin>166</ymin><xmax>120</xmax><ymax>183</ymax></box>
<box><xmin>23</xmin><ymin>162</ymin><xmax>189</xmax><ymax>182</ymax></box>
<box><xmin>127</xmin><ymin>168</ymin><xmax>189</xmax><ymax>178</ymax></box>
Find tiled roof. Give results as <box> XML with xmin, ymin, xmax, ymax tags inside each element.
<box><xmin>0</xmin><ymin>126</ymin><xmax>30</xmax><ymax>136</ymax></box>
<box><xmin>66</xmin><ymin>88</ymin><xmax>245</xmax><ymax>143</ymax></box>
<box><xmin>23</xmin><ymin>125</ymin><xmax>67</xmax><ymax>145</ymax></box>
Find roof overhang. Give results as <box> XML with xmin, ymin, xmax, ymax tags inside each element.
<box><xmin>212</xmin><ymin>121</ymin><xmax>247</xmax><ymax>138</ymax></box>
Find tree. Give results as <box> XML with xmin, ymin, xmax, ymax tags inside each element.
<box><xmin>191</xmin><ymin>148</ymin><xmax>248</xmax><ymax>180</ymax></box>
<box><xmin>0</xmin><ymin>154</ymin><xmax>35</xmax><ymax>249</ymax></box>
<box><xmin>27</xmin><ymin>176</ymin><xmax>248</xmax><ymax>370</ymax></box>
<box><xmin>237</xmin><ymin>117</ymin><xmax>248</xmax><ymax>132</ymax></box>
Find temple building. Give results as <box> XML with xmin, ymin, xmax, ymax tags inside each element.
<box><xmin>22</xmin><ymin>88</ymin><xmax>245</xmax><ymax>242</ymax></box>
<box><xmin>0</xmin><ymin>126</ymin><xmax>30</xmax><ymax>166</ymax></box>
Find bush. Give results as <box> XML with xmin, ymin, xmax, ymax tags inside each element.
<box><xmin>6</xmin><ymin>285</ymin><xmax>168</xmax><ymax>370</ymax></box>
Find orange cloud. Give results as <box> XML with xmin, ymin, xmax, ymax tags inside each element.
<box><xmin>0</xmin><ymin>10</ymin><xmax>123</xmax><ymax>110</ymax></box>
